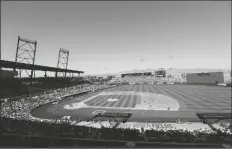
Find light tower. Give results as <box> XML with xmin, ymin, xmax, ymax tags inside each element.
<box><xmin>56</xmin><ymin>48</ymin><xmax>69</xmax><ymax>77</ymax></box>
<box><xmin>14</xmin><ymin>36</ymin><xmax>37</xmax><ymax>78</ymax></box>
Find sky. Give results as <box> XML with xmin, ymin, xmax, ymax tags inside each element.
<box><xmin>1</xmin><ymin>1</ymin><xmax>231</xmax><ymax>76</ymax></box>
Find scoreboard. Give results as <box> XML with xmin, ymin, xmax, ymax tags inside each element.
<box><xmin>155</xmin><ymin>70</ymin><xmax>166</xmax><ymax>77</ymax></box>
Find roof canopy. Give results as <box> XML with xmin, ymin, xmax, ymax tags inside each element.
<box><xmin>0</xmin><ymin>60</ymin><xmax>84</xmax><ymax>74</ymax></box>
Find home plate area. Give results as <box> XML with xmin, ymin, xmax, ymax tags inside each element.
<box><xmin>63</xmin><ymin>91</ymin><xmax>180</xmax><ymax>111</ymax></box>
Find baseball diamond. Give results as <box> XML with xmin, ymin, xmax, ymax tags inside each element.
<box><xmin>31</xmin><ymin>84</ymin><xmax>231</xmax><ymax>122</ymax></box>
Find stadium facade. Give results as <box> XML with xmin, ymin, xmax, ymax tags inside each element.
<box><xmin>118</xmin><ymin>69</ymin><xmax>167</xmax><ymax>78</ymax></box>
<box><xmin>186</xmin><ymin>72</ymin><xmax>230</xmax><ymax>84</ymax></box>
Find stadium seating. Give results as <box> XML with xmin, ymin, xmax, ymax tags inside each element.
<box><xmin>1</xmin><ymin>78</ymin><xmax>231</xmax><ymax>147</ymax></box>
<box><xmin>111</xmin><ymin>75</ymin><xmax>187</xmax><ymax>85</ymax></box>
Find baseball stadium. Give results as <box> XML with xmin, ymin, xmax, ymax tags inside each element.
<box><xmin>1</xmin><ymin>2</ymin><xmax>232</xmax><ymax>148</ymax></box>
<box><xmin>1</xmin><ymin>58</ymin><xmax>232</xmax><ymax>147</ymax></box>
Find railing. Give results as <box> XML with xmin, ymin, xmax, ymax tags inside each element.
<box><xmin>0</xmin><ymin>133</ymin><xmax>224</xmax><ymax>148</ymax></box>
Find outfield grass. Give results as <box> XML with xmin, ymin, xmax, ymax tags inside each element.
<box><xmin>107</xmin><ymin>84</ymin><xmax>231</xmax><ymax>112</ymax></box>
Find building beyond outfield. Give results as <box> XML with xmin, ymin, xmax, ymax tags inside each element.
<box><xmin>186</xmin><ymin>72</ymin><xmax>231</xmax><ymax>84</ymax></box>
